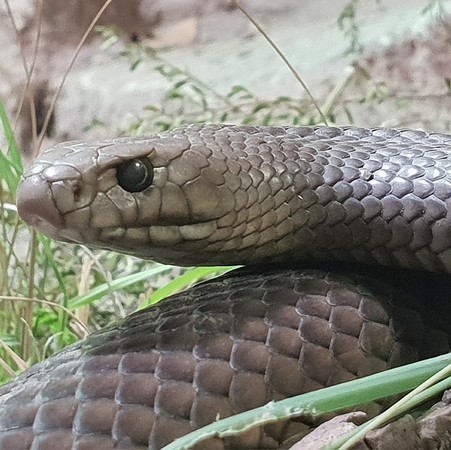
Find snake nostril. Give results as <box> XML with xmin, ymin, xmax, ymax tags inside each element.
<box><xmin>73</xmin><ymin>184</ymin><xmax>81</xmax><ymax>202</ymax></box>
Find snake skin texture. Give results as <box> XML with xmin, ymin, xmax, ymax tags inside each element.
<box><xmin>17</xmin><ymin>125</ymin><xmax>451</xmax><ymax>269</ymax></box>
<box><xmin>8</xmin><ymin>125</ymin><xmax>451</xmax><ymax>448</ymax></box>
<box><xmin>1</xmin><ymin>269</ymin><xmax>451</xmax><ymax>449</ymax></box>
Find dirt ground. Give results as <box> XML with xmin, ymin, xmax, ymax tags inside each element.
<box><xmin>1</xmin><ymin>0</ymin><xmax>451</xmax><ymax>157</ymax></box>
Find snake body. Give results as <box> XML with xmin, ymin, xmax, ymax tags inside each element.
<box><xmin>3</xmin><ymin>125</ymin><xmax>451</xmax><ymax>449</ymax></box>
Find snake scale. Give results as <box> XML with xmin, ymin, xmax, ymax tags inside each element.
<box><xmin>3</xmin><ymin>124</ymin><xmax>451</xmax><ymax>449</ymax></box>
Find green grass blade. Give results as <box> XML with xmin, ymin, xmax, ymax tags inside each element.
<box><xmin>68</xmin><ymin>263</ymin><xmax>172</xmax><ymax>309</ymax></box>
<box><xmin>144</xmin><ymin>266</ymin><xmax>240</xmax><ymax>307</ymax></box>
<box><xmin>0</xmin><ymin>98</ymin><xmax>19</xmax><ymax>157</ymax></box>
<box><xmin>39</xmin><ymin>234</ymin><xmax>68</xmax><ymax>298</ymax></box>
<box><xmin>162</xmin><ymin>354</ymin><xmax>451</xmax><ymax>450</ymax></box>
<box><xmin>0</xmin><ymin>151</ymin><xmax>21</xmax><ymax>194</ymax></box>
<box><xmin>0</xmin><ymin>98</ymin><xmax>23</xmax><ymax>193</ymax></box>
<box><xmin>38</xmin><ymin>234</ymin><xmax>70</xmax><ymax>347</ymax></box>
<box><xmin>328</xmin><ymin>363</ymin><xmax>451</xmax><ymax>449</ymax></box>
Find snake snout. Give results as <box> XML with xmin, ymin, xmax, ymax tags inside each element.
<box><xmin>17</xmin><ymin>175</ymin><xmax>65</xmax><ymax>238</ymax></box>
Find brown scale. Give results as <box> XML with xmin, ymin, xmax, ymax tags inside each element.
<box><xmin>1</xmin><ymin>268</ymin><xmax>451</xmax><ymax>449</ymax></box>
<box><xmin>9</xmin><ymin>125</ymin><xmax>451</xmax><ymax>448</ymax></box>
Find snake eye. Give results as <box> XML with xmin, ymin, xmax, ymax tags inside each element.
<box><xmin>116</xmin><ymin>158</ymin><xmax>154</xmax><ymax>193</ymax></box>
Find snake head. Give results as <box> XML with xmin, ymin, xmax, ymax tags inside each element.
<box><xmin>17</xmin><ymin>125</ymin><xmax>302</xmax><ymax>266</ymax></box>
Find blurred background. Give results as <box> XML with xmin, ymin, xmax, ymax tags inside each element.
<box><xmin>1</xmin><ymin>0</ymin><xmax>451</xmax><ymax>160</ymax></box>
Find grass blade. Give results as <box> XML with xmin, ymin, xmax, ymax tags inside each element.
<box><xmin>68</xmin><ymin>264</ymin><xmax>172</xmax><ymax>309</ymax></box>
<box><xmin>162</xmin><ymin>354</ymin><xmax>451</xmax><ymax>450</ymax></box>
<box><xmin>0</xmin><ymin>98</ymin><xmax>23</xmax><ymax>193</ymax></box>
<box><xmin>145</xmin><ymin>266</ymin><xmax>240</xmax><ymax>307</ymax></box>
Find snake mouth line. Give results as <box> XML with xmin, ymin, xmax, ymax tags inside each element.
<box><xmin>29</xmin><ymin>218</ymin><xmax>84</xmax><ymax>244</ymax></box>
<box><xmin>97</xmin><ymin>222</ymin><xmax>218</xmax><ymax>247</ymax></box>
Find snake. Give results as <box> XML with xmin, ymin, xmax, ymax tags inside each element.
<box><xmin>3</xmin><ymin>124</ymin><xmax>451</xmax><ymax>449</ymax></box>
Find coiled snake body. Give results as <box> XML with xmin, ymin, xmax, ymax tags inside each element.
<box><xmin>3</xmin><ymin>125</ymin><xmax>451</xmax><ymax>449</ymax></box>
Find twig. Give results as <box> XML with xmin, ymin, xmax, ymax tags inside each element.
<box><xmin>231</xmin><ymin>0</ymin><xmax>328</xmax><ymax>125</ymax></box>
<box><xmin>36</xmin><ymin>0</ymin><xmax>115</xmax><ymax>151</ymax></box>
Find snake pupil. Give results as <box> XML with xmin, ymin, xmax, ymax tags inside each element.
<box><xmin>116</xmin><ymin>158</ymin><xmax>154</xmax><ymax>193</ymax></box>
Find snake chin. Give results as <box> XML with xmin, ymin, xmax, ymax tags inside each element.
<box><xmin>42</xmin><ymin>224</ymin><xmax>85</xmax><ymax>245</ymax></box>
<box><xmin>17</xmin><ymin>212</ymin><xmax>79</xmax><ymax>244</ymax></box>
